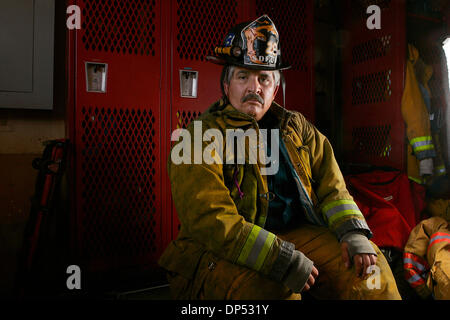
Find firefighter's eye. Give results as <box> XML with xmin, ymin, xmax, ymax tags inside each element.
<box><xmin>260</xmin><ymin>74</ymin><xmax>271</xmax><ymax>84</ymax></box>
<box><xmin>237</xmin><ymin>73</ymin><xmax>248</xmax><ymax>80</ymax></box>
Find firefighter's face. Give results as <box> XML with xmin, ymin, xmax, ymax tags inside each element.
<box><xmin>223</xmin><ymin>67</ymin><xmax>279</xmax><ymax>121</ymax></box>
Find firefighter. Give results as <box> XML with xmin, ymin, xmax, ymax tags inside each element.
<box><xmin>159</xmin><ymin>15</ymin><xmax>401</xmax><ymax>299</ymax></box>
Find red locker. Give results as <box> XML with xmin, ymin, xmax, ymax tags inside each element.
<box><xmin>342</xmin><ymin>0</ymin><xmax>406</xmax><ymax>170</ymax></box>
<box><xmin>68</xmin><ymin>0</ymin><xmax>164</xmax><ymax>274</ymax></box>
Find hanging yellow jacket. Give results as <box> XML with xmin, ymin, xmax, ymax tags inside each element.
<box><xmin>403</xmin><ymin>216</ymin><xmax>450</xmax><ymax>299</ymax></box>
<box><xmin>401</xmin><ymin>44</ymin><xmax>436</xmax><ymax>184</ymax></box>
<box><xmin>159</xmin><ymin>100</ymin><xmax>372</xmax><ymax>282</ymax></box>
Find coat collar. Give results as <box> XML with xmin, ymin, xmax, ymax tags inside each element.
<box><xmin>204</xmin><ymin>98</ymin><xmax>294</xmax><ymax>133</ymax></box>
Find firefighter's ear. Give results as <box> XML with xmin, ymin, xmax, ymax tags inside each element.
<box><xmin>223</xmin><ymin>82</ymin><xmax>229</xmax><ymax>97</ymax></box>
<box><xmin>273</xmin><ymin>84</ymin><xmax>279</xmax><ymax>98</ymax></box>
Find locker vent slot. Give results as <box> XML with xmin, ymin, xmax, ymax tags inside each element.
<box><xmin>352</xmin><ymin>69</ymin><xmax>392</xmax><ymax>105</ymax></box>
<box><xmin>81</xmin><ymin>0</ymin><xmax>157</xmax><ymax>56</ymax></box>
<box><xmin>352</xmin><ymin>125</ymin><xmax>392</xmax><ymax>158</ymax></box>
<box><xmin>352</xmin><ymin>35</ymin><xmax>391</xmax><ymax>64</ymax></box>
<box><xmin>176</xmin><ymin>110</ymin><xmax>202</xmax><ymax>129</ymax></box>
<box><xmin>80</xmin><ymin>106</ymin><xmax>158</xmax><ymax>260</ymax></box>
<box><xmin>176</xmin><ymin>0</ymin><xmax>238</xmax><ymax>61</ymax></box>
<box><xmin>256</xmin><ymin>0</ymin><xmax>309</xmax><ymax>71</ymax></box>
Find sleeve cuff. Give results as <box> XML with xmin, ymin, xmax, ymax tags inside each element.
<box><xmin>340</xmin><ymin>231</ymin><xmax>377</xmax><ymax>258</ymax></box>
<box><xmin>282</xmin><ymin>250</ymin><xmax>314</xmax><ymax>293</ymax></box>
<box><xmin>268</xmin><ymin>240</ymin><xmax>295</xmax><ymax>282</ymax></box>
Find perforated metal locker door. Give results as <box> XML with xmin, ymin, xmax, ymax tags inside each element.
<box><xmin>73</xmin><ymin>0</ymin><xmax>164</xmax><ymax>274</ymax></box>
<box><xmin>342</xmin><ymin>0</ymin><xmax>406</xmax><ymax>170</ymax></box>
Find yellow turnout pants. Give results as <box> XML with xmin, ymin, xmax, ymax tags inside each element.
<box><xmin>167</xmin><ymin>224</ymin><xmax>401</xmax><ymax>300</ymax></box>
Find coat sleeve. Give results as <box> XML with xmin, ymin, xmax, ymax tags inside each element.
<box><xmin>401</xmin><ymin>44</ymin><xmax>436</xmax><ymax>161</ymax></box>
<box><xmin>293</xmin><ymin>113</ymin><xmax>373</xmax><ymax>240</ymax></box>
<box><xmin>167</xmin><ymin>119</ymin><xmax>292</xmax><ymax>279</ymax></box>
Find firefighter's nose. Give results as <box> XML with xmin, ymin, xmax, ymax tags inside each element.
<box><xmin>247</xmin><ymin>75</ymin><xmax>262</xmax><ymax>94</ymax></box>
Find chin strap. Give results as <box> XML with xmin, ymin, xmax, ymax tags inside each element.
<box><xmin>281</xmin><ymin>72</ymin><xmax>286</xmax><ymax>108</ymax></box>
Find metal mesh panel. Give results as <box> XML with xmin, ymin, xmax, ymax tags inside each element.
<box><xmin>79</xmin><ymin>106</ymin><xmax>158</xmax><ymax>261</ymax></box>
<box><xmin>256</xmin><ymin>0</ymin><xmax>309</xmax><ymax>71</ymax></box>
<box><xmin>176</xmin><ymin>0</ymin><xmax>238</xmax><ymax>61</ymax></box>
<box><xmin>81</xmin><ymin>0</ymin><xmax>157</xmax><ymax>55</ymax></box>
<box><xmin>352</xmin><ymin>69</ymin><xmax>392</xmax><ymax>105</ymax></box>
<box><xmin>352</xmin><ymin>35</ymin><xmax>392</xmax><ymax>64</ymax></box>
<box><xmin>352</xmin><ymin>125</ymin><xmax>392</xmax><ymax>158</ymax></box>
<box><xmin>176</xmin><ymin>110</ymin><xmax>202</xmax><ymax>129</ymax></box>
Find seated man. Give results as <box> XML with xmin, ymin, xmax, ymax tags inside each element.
<box><xmin>159</xmin><ymin>15</ymin><xmax>401</xmax><ymax>300</ymax></box>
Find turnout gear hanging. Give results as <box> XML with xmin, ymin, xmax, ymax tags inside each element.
<box><xmin>401</xmin><ymin>44</ymin><xmax>447</xmax><ymax>184</ymax></box>
<box><xmin>404</xmin><ymin>216</ymin><xmax>450</xmax><ymax>299</ymax></box>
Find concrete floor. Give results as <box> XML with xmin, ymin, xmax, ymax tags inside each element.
<box><xmin>113</xmin><ymin>284</ymin><xmax>172</xmax><ymax>300</ymax></box>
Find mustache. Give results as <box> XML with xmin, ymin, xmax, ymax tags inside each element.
<box><xmin>241</xmin><ymin>93</ymin><xmax>264</xmax><ymax>105</ymax></box>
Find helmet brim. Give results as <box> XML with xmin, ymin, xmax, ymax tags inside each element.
<box><xmin>206</xmin><ymin>55</ymin><xmax>291</xmax><ymax>71</ymax></box>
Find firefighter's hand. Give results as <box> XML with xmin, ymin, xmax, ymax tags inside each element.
<box><xmin>282</xmin><ymin>250</ymin><xmax>317</xmax><ymax>293</ymax></box>
<box><xmin>341</xmin><ymin>241</ymin><xmax>377</xmax><ymax>278</ymax></box>
<box><xmin>302</xmin><ymin>265</ymin><xmax>319</xmax><ymax>292</ymax></box>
